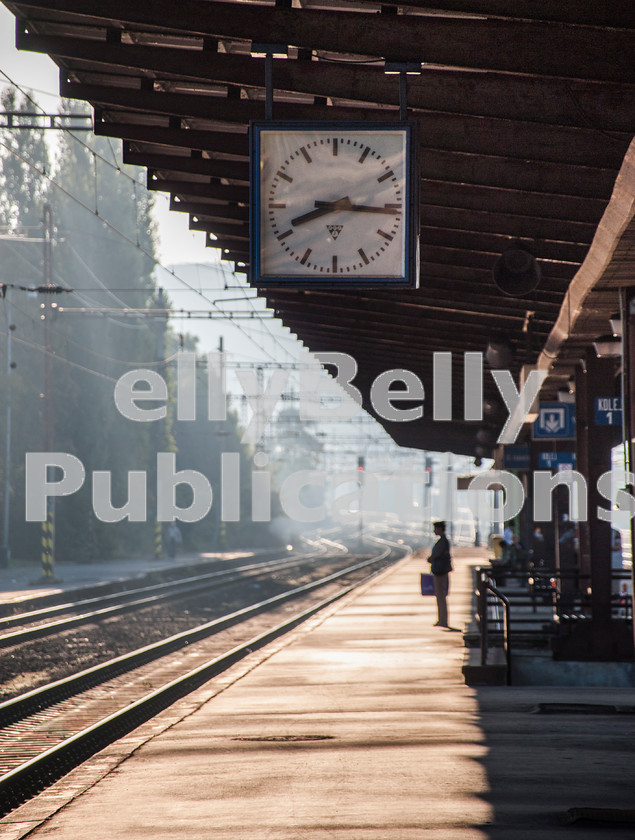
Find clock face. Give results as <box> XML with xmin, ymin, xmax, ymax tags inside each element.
<box><xmin>253</xmin><ymin>125</ymin><xmax>413</xmax><ymax>283</ymax></box>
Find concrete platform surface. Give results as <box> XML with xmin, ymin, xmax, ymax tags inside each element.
<box><xmin>3</xmin><ymin>548</ymin><xmax>635</xmax><ymax>839</ymax></box>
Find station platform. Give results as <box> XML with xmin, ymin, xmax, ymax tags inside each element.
<box><xmin>3</xmin><ymin>547</ymin><xmax>635</xmax><ymax>839</ymax></box>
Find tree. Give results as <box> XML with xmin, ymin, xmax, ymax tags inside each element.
<box><xmin>170</xmin><ymin>339</ymin><xmax>273</xmax><ymax>551</ymax></box>
<box><xmin>1</xmin><ymin>90</ymin><xmax>266</xmax><ymax>565</ymax></box>
<box><xmin>0</xmin><ymin>87</ymin><xmax>52</xmax><ymax>564</ymax></box>
<box><xmin>0</xmin><ymin>90</ymin><xmax>161</xmax><ymax>562</ymax></box>
<box><xmin>49</xmin><ymin>104</ymin><xmax>159</xmax><ymax>559</ymax></box>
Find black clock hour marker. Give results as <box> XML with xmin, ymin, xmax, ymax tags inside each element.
<box><xmin>277</xmin><ymin>229</ymin><xmax>293</xmax><ymax>241</ymax></box>
<box><xmin>277</xmin><ymin>170</ymin><xmax>293</xmax><ymax>183</ymax></box>
<box><xmin>269</xmin><ymin>202</ymin><xmax>286</xmax><ymax>208</ymax></box>
<box><xmin>300</xmin><ymin>146</ymin><xmax>312</xmax><ymax>163</ymax></box>
<box><xmin>377</xmin><ymin>229</ymin><xmax>393</xmax><ymax>241</ymax></box>
<box><xmin>332</xmin><ymin>255</ymin><xmax>338</xmax><ymax>273</ymax></box>
<box><xmin>332</xmin><ymin>138</ymin><xmax>338</xmax><ymax>156</ymax></box>
<box><xmin>378</xmin><ymin>170</ymin><xmax>395</xmax><ymax>183</ymax></box>
<box><xmin>358</xmin><ymin>248</ymin><xmax>370</xmax><ymax>265</ymax></box>
<box><xmin>300</xmin><ymin>248</ymin><xmax>312</xmax><ymax>265</ymax></box>
<box><xmin>359</xmin><ymin>146</ymin><xmax>370</xmax><ymax>164</ymax></box>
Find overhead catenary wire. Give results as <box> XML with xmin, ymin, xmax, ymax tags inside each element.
<box><xmin>2</xmin><ymin>225</ymin><xmax>172</xmax><ymax>332</ymax></box>
<box><xmin>0</xmin><ymin>270</ymin><xmax>284</xmax><ymax>375</ymax></box>
<box><xmin>0</xmin><ymin>73</ymin><xmax>296</xmax><ymax>360</ymax></box>
<box><xmin>55</xmin><ymin>333</ymin><xmax>182</xmax><ymax>368</ymax></box>
<box><xmin>64</xmin><ymin>241</ymin><xmax>147</xmax><ymax>310</ymax></box>
<box><xmin>0</xmin><ymin>138</ymin><xmax>293</xmax><ymax>365</ymax></box>
<box><xmin>56</xmin><ymin>306</ymin><xmax>274</xmax><ymax>320</ymax></box>
<box><xmin>0</xmin><ymin>74</ymin><xmax>319</xmax><ymax>385</ymax></box>
<box><xmin>0</xmin><ymin>326</ymin><xmax>119</xmax><ymax>383</ymax></box>
<box><xmin>0</xmin><ymin>239</ymin><xmax>149</xmax><ymax>331</ymax></box>
<box><xmin>0</xmin><ymin>70</ymin><xmax>145</xmax><ymax>193</ymax></box>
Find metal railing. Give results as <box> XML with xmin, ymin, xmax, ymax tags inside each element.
<box><xmin>474</xmin><ymin>562</ymin><xmax>633</xmax><ymax>686</ymax></box>
<box><xmin>476</xmin><ymin>567</ymin><xmax>512</xmax><ymax>685</ymax></box>
<box><xmin>489</xmin><ymin>564</ymin><xmax>633</xmax><ymax>624</ymax></box>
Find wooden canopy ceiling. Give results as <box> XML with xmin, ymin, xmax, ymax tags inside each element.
<box><xmin>4</xmin><ymin>0</ymin><xmax>634</xmax><ymax>455</ymax></box>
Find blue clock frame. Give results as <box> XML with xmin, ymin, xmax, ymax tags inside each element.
<box><xmin>249</xmin><ymin>121</ymin><xmax>419</xmax><ymax>288</ymax></box>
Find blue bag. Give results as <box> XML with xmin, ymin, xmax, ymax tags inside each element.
<box><xmin>420</xmin><ymin>573</ymin><xmax>435</xmax><ymax>596</ymax></box>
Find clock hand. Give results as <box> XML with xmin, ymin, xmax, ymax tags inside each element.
<box><xmin>290</xmin><ymin>204</ymin><xmax>336</xmax><ymax>227</ymax></box>
<box><xmin>291</xmin><ymin>196</ymin><xmax>398</xmax><ymax>226</ymax></box>
<box><xmin>291</xmin><ymin>196</ymin><xmax>351</xmax><ymax>227</ymax></box>
<box><xmin>315</xmin><ymin>197</ymin><xmax>353</xmax><ymax>209</ymax></box>
<box><xmin>348</xmin><ymin>203</ymin><xmax>401</xmax><ymax>215</ymax></box>
<box><xmin>317</xmin><ymin>199</ymin><xmax>400</xmax><ymax>215</ymax></box>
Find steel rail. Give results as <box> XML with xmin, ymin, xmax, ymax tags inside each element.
<box><xmin>0</xmin><ymin>551</ymin><xmax>332</xmax><ymax>648</ymax></box>
<box><xmin>0</xmin><ymin>548</ymin><xmax>398</xmax><ymax>814</ymax></box>
<box><xmin>0</xmin><ymin>553</ymin><xmax>282</xmax><ymax>626</ymax></box>
<box><xmin>0</xmin><ymin>550</ymin><xmax>393</xmax><ymax>728</ymax></box>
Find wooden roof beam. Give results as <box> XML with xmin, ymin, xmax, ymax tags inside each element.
<box><xmin>146</xmin><ymin>175</ymin><xmax>249</xmax><ymax>204</ymax></box>
<box><xmin>64</xmin><ymin>79</ymin><xmax>632</xmax><ymax>169</ymax></box>
<box><xmin>123</xmin><ymin>146</ymin><xmax>249</xmax><ymax>181</ymax></box>
<box><xmin>421</xmin><ymin>180</ymin><xmax>609</xmax><ymax>224</ymax></box>
<box><xmin>94</xmin><ymin>116</ymin><xmax>250</xmax><ymax>156</ymax></box>
<box><xmin>296</xmin><ymin>285</ymin><xmax>563</xmax><ymax>313</ymax></box>
<box><xmin>267</xmin><ymin>287</ymin><xmax>554</xmax><ymax>331</ymax></box>
<box><xmin>270</xmin><ymin>320</ymin><xmax>524</xmax><ymax>368</ymax></box>
<box><xmin>420</xmin><ymin>205</ymin><xmax>597</xmax><ymax>246</ymax></box>
<box><xmin>19</xmin><ymin>29</ymin><xmax>635</xmax><ymax>131</ymax></box>
<box><xmin>15</xmin><ymin>0</ymin><xmax>635</xmax><ymax>81</ymax></box>
<box><xmin>123</xmin><ymin>144</ymin><xmax>618</xmax><ymax>201</ymax></box>
<box><xmin>147</xmin><ymin>170</ymin><xmax>608</xmax><ymax>224</ymax></box>
<box><xmin>168</xmin><ymin>197</ymin><xmax>598</xmax><ymax>248</ymax></box>
<box><xmin>356</xmin><ymin>0</ymin><xmax>633</xmax><ymax>27</ymax></box>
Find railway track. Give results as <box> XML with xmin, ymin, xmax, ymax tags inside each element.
<box><xmin>0</xmin><ymin>539</ymin><xmax>408</xmax><ymax>815</ymax></box>
<box><xmin>0</xmin><ymin>546</ymin><xmax>341</xmax><ymax>648</ymax></box>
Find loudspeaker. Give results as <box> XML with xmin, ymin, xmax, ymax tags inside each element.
<box><xmin>493</xmin><ymin>245</ymin><xmax>541</xmax><ymax>296</ymax></box>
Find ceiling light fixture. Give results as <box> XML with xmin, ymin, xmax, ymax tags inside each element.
<box><xmin>593</xmin><ymin>335</ymin><xmax>622</xmax><ymax>358</ymax></box>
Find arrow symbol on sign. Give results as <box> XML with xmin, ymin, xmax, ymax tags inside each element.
<box><xmin>543</xmin><ymin>412</ymin><xmax>563</xmax><ymax>433</ymax></box>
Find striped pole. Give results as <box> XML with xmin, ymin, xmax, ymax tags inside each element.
<box><xmin>41</xmin><ymin>507</ymin><xmax>54</xmax><ymax>578</ymax></box>
<box><xmin>155</xmin><ymin>519</ymin><xmax>162</xmax><ymax>560</ymax></box>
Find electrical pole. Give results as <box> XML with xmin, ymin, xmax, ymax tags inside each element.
<box><xmin>40</xmin><ymin>203</ymin><xmax>56</xmax><ymax>580</ymax></box>
<box><xmin>154</xmin><ymin>288</ymin><xmax>168</xmax><ymax>560</ymax></box>
<box><xmin>0</xmin><ymin>287</ymin><xmax>13</xmax><ymax>569</ymax></box>
<box><xmin>358</xmin><ymin>455</ymin><xmax>365</xmax><ymax>549</ymax></box>
<box><xmin>255</xmin><ymin>365</ymin><xmax>265</xmax><ymax>453</ymax></box>
<box><xmin>214</xmin><ymin>336</ymin><xmax>226</xmax><ymax>551</ymax></box>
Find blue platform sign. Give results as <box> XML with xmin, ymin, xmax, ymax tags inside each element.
<box><xmin>503</xmin><ymin>445</ymin><xmax>530</xmax><ymax>470</ymax></box>
<box><xmin>533</xmin><ymin>402</ymin><xmax>575</xmax><ymax>439</ymax></box>
<box><xmin>538</xmin><ymin>451</ymin><xmax>576</xmax><ymax>470</ymax></box>
<box><xmin>595</xmin><ymin>396</ymin><xmax>622</xmax><ymax>426</ymax></box>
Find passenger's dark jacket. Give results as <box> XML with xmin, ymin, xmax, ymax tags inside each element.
<box><xmin>428</xmin><ymin>534</ymin><xmax>452</xmax><ymax>576</ymax></box>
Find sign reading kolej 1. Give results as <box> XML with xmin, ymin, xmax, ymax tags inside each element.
<box><xmin>594</xmin><ymin>396</ymin><xmax>622</xmax><ymax>426</ymax></box>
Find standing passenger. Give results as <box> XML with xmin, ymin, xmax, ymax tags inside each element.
<box><xmin>166</xmin><ymin>522</ymin><xmax>182</xmax><ymax>560</ymax></box>
<box><xmin>427</xmin><ymin>520</ymin><xmax>452</xmax><ymax>628</ymax></box>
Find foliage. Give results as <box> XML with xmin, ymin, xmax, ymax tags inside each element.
<box><xmin>0</xmin><ymin>89</ymin><xmax>262</xmax><ymax>569</ymax></box>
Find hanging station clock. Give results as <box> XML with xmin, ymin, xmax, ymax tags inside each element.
<box><xmin>250</xmin><ymin>122</ymin><xmax>418</xmax><ymax>287</ymax></box>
